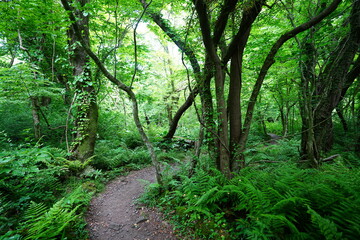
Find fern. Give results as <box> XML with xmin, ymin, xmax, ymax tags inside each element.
<box><xmin>24</xmin><ymin>202</ymin><xmax>48</xmax><ymax>220</ymax></box>
<box><xmin>24</xmin><ymin>199</ymin><xmax>79</xmax><ymax>240</ymax></box>
<box><xmin>329</xmin><ymin>199</ymin><xmax>360</xmax><ymax>239</ymax></box>
<box><xmin>260</xmin><ymin>213</ymin><xmax>300</xmax><ymax>235</ymax></box>
<box><xmin>307</xmin><ymin>206</ymin><xmax>343</xmax><ymax>240</ymax></box>
<box><xmin>145</xmin><ymin>161</ymin><xmax>360</xmax><ymax>239</ymax></box>
<box><xmin>195</xmin><ymin>186</ymin><xmax>219</xmax><ymax>206</ymax></box>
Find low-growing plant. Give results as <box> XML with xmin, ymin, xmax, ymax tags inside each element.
<box><xmin>0</xmin><ymin>145</ymin><xmax>97</xmax><ymax>239</ymax></box>
<box><xmin>21</xmin><ymin>186</ymin><xmax>93</xmax><ymax>240</ymax></box>
<box><xmin>245</xmin><ymin>138</ymin><xmax>300</xmax><ymax>165</ymax></box>
<box><xmin>93</xmin><ymin>140</ymin><xmax>151</xmax><ymax>170</ymax></box>
<box><xmin>141</xmin><ymin>162</ymin><xmax>360</xmax><ymax>239</ymax></box>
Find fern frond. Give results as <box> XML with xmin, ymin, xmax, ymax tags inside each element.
<box><xmin>261</xmin><ymin>213</ymin><xmax>300</xmax><ymax>234</ymax></box>
<box><xmin>271</xmin><ymin>197</ymin><xmax>308</xmax><ymax>213</ymax></box>
<box><xmin>195</xmin><ymin>187</ymin><xmax>219</xmax><ymax>206</ymax></box>
<box><xmin>307</xmin><ymin>205</ymin><xmax>342</xmax><ymax>240</ymax></box>
<box><xmin>24</xmin><ymin>198</ymin><xmax>79</xmax><ymax>240</ymax></box>
<box><xmin>185</xmin><ymin>206</ymin><xmax>212</xmax><ymax>218</ymax></box>
<box><xmin>24</xmin><ymin>202</ymin><xmax>47</xmax><ymax>221</ymax></box>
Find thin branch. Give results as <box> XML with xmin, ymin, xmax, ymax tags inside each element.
<box><xmin>130</xmin><ymin>0</ymin><xmax>152</xmax><ymax>88</ymax></box>
<box><xmin>139</xmin><ymin>0</ymin><xmax>201</xmax><ymax>74</ymax></box>
<box><xmin>321</xmin><ymin>154</ymin><xmax>340</xmax><ymax>162</ymax></box>
<box><xmin>17</xmin><ymin>29</ymin><xmax>32</xmax><ymax>59</ymax></box>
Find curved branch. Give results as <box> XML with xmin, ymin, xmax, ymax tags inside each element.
<box><xmin>131</xmin><ymin>0</ymin><xmax>152</xmax><ymax>87</ymax></box>
<box><xmin>213</xmin><ymin>0</ymin><xmax>239</xmax><ymax>45</ymax></box>
<box><xmin>140</xmin><ymin>0</ymin><xmax>203</xmax><ymax>140</ymax></box>
<box><xmin>222</xmin><ymin>0</ymin><xmax>265</xmax><ymax>64</ymax></box>
<box><xmin>163</xmin><ymin>86</ymin><xmax>199</xmax><ymax>140</ymax></box>
<box><xmin>139</xmin><ymin>0</ymin><xmax>201</xmax><ymax>74</ymax></box>
<box><xmin>61</xmin><ymin>0</ymin><xmax>162</xmax><ymax>184</ymax></box>
<box><xmin>241</xmin><ymin>0</ymin><xmax>342</xmax><ymax>144</ymax></box>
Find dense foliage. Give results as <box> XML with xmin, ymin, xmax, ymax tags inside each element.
<box><xmin>0</xmin><ymin>0</ymin><xmax>359</xmax><ymax>239</ymax></box>
<box><xmin>0</xmin><ymin>136</ymin><xmax>158</xmax><ymax>239</ymax></box>
<box><xmin>141</xmin><ymin>142</ymin><xmax>360</xmax><ymax>239</ymax></box>
<box><xmin>0</xmin><ymin>145</ymin><xmax>91</xmax><ymax>239</ymax></box>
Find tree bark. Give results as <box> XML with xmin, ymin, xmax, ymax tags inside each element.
<box><xmin>200</xmin><ymin>61</ymin><xmax>217</xmax><ymax>162</ymax></box>
<box><xmin>336</xmin><ymin>107</ymin><xmax>348</xmax><ymax>132</ymax></box>
<box><xmin>30</xmin><ymin>97</ymin><xmax>41</xmax><ymax>140</ymax></box>
<box><xmin>312</xmin><ymin>0</ymin><xmax>360</xmax><ymax>154</ymax></box>
<box><xmin>66</xmin><ymin>0</ymin><xmax>98</xmax><ymax>162</ymax></box>
<box><xmin>229</xmin><ymin>49</ymin><xmax>243</xmax><ymax>170</ymax></box>
<box><xmin>193</xmin><ymin>0</ymin><xmax>232</xmax><ymax>177</ymax></box>
<box><xmin>228</xmin><ymin>0</ymin><xmax>263</xmax><ymax>172</ymax></box>
<box><xmin>298</xmin><ymin>0</ymin><xmax>359</xmax><ymax>166</ymax></box>
<box><xmin>299</xmin><ymin>38</ymin><xmax>320</xmax><ymax>167</ymax></box>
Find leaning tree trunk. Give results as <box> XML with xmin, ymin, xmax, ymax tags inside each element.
<box><xmin>312</xmin><ymin>0</ymin><xmax>360</xmax><ymax>154</ymax></box>
<box><xmin>67</xmin><ymin>0</ymin><xmax>98</xmax><ymax>161</ymax></box>
<box><xmin>336</xmin><ymin>107</ymin><xmax>348</xmax><ymax>132</ymax></box>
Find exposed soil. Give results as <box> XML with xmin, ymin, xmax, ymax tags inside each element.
<box><xmin>86</xmin><ymin>166</ymin><xmax>178</xmax><ymax>240</ymax></box>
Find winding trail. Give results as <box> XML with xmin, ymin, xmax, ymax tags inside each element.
<box><xmin>86</xmin><ymin>166</ymin><xmax>178</xmax><ymax>240</ymax></box>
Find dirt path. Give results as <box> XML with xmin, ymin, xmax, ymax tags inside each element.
<box><xmin>86</xmin><ymin>166</ymin><xmax>178</xmax><ymax>240</ymax></box>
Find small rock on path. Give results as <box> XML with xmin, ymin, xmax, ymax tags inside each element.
<box><xmin>86</xmin><ymin>166</ymin><xmax>178</xmax><ymax>240</ymax></box>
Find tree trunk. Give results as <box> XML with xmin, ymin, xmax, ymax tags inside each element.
<box><xmin>67</xmin><ymin>0</ymin><xmax>98</xmax><ymax>161</ymax></box>
<box><xmin>30</xmin><ymin>97</ymin><xmax>41</xmax><ymax>140</ymax></box>
<box><xmin>299</xmin><ymin>37</ymin><xmax>320</xmax><ymax>167</ymax></box>
<box><xmin>229</xmin><ymin>49</ymin><xmax>243</xmax><ymax>171</ymax></box>
<box><xmin>189</xmin><ymin>123</ymin><xmax>204</xmax><ymax>177</ymax></box>
<box><xmin>128</xmin><ymin>90</ymin><xmax>163</xmax><ymax>185</ymax></box>
<box><xmin>228</xmin><ymin>1</ymin><xmax>263</xmax><ymax>172</ymax></box>
<box><xmin>61</xmin><ymin>0</ymin><xmax>162</xmax><ymax>184</ymax></box>
<box><xmin>312</xmin><ymin>0</ymin><xmax>360</xmax><ymax>154</ymax></box>
<box><xmin>199</xmin><ymin>65</ymin><xmax>217</xmax><ymax>163</ymax></box>
<box><xmin>214</xmin><ymin>62</ymin><xmax>231</xmax><ymax>177</ymax></box>
<box><xmin>299</xmin><ymin>0</ymin><xmax>359</xmax><ymax>165</ymax></box>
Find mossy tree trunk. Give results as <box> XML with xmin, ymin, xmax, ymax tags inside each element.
<box><xmin>67</xmin><ymin>0</ymin><xmax>98</xmax><ymax>162</ymax></box>
<box><xmin>300</xmin><ymin>0</ymin><xmax>360</xmax><ymax>165</ymax></box>
<box><xmin>313</xmin><ymin>0</ymin><xmax>360</xmax><ymax>151</ymax></box>
<box><xmin>61</xmin><ymin>0</ymin><xmax>162</xmax><ymax>184</ymax></box>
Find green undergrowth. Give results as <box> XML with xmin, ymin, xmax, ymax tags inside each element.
<box><xmin>92</xmin><ymin>140</ymin><xmax>151</xmax><ymax>170</ymax></box>
<box><xmin>244</xmin><ymin>138</ymin><xmax>300</xmax><ymax>164</ymax></box>
<box><xmin>141</xmin><ymin>161</ymin><xmax>360</xmax><ymax>239</ymax></box>
<box><xmin>0</xmin><ymin>137</ymin><xmax>187</xmax><ymax>239</ymax></box>
<box><xmin>0</xmin><ymin>145</ymin><xmax>90</xmax><ymax>239</ymax></box>
<box><xmin>0</xmin><ymin>144</ymin><xmax>145</xmax><ymax>239</ymax></box>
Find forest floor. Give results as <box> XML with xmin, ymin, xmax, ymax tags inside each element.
<box><xmin>86</xmin><ymin>166</ymin><xmax>178</xmax><ymax>240</ymax></box>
